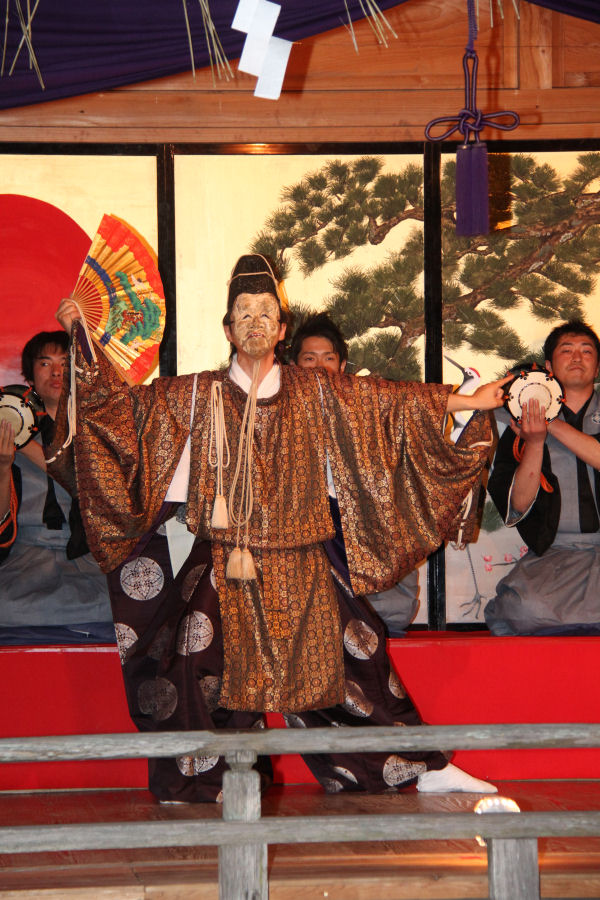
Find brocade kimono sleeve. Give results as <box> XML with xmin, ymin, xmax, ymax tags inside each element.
<box><xmin>47</xmin><ymin>324</ymin><xmax>197</xmax><ymax>573</ymax></box>
<box><xmin>318</xmin><ymin>371</ymin><xmax>494</xmax><ymax>594</ymax></box>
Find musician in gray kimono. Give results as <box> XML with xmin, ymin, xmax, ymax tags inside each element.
<box><xmin>485</xmin><ymin>320</ymin><xmax>600</xmax><ymax>635</ymax></box>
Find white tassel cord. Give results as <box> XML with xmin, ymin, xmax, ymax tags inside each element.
<box><xmin>209</xmin><ymin>380</ymin><xmax>231</xmax><ymax>528</ymax></box>
<box><xmin>225</xmin><ymin>360</ymin><xmax>260</xmax><ymax>580</ymax></box>
<box><xmin>45</xmin><ymin>301</ymin><xmax>97</xmax><ymax>465</ymax></box>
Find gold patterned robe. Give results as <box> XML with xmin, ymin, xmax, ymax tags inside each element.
<box><xmin>48</xmin><ymin>340</ymin><xmax>493</xmax><ymax>712</ymax></box>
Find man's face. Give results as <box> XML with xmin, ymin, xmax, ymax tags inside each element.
<box><xmin>30</xmin><ymin>343</ymin><xmax>67</xmax><ymax>409</ymax></box>
<box><xmin>546</xmin><ymin>333</ymin><xmax>600</xmax><ymax>392</ymax></box>
<box><xmin>224</xmin><ymin>292</ymin><xmax>285</xmax><ymax>360</ymax></box>
<box><xmin>295</xmin><ymin>336</ymin><xmax>345</xmax><ymax>375</ymax></box>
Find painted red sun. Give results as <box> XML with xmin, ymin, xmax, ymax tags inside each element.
<box><xmin>0</xmin><ymin>194</ymin><xmax>91</xmax><ymax>385</ymax></box>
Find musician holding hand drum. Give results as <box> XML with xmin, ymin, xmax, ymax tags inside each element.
<box><xmin>0</xmin><ymin>332</ymin><xmax>112</xmax><ymax>643</ymax></box>
<box><xmin>485</xmin><ymin>320</ymin><xmax>600</xmax><ymax>635</ymax></box>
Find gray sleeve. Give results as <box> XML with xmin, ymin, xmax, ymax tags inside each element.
<box><xmin>367</xmin><ymin>569</ymin><xmax>419</xmax><ymax>635</ymax></box>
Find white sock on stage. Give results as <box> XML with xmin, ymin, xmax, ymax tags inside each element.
<box><xmin>417</xmin><ymin>763</ymin><xmax>498</xmax><ymax>794</ymax></box>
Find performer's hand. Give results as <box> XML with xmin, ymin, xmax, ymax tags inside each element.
<box><xmin>56</xmin><ymin>298</ymin><xmax>81</xmax><ymax>333</ymax></box>
<box><xmin>510</xmin><ymin>397</ymin><xmax>548</xmax><ymax>443</ymax></box>
<box><xmin>447</xmin><ymin>374</ymin><xmax>513</xmax><ymax>412</ymax></box>
<box><xmin>0</xmin><ymin>420</ymin><xmax>16</xmax><ymax>472</ymax></box>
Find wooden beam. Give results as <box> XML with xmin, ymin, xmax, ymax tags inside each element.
<box><xmin>0</xmin><ymin>0</ymin><xmax>599</xmax><ymax>144</ymax></box>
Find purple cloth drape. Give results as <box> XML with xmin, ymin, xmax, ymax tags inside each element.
<box><xmin>0</xmin><ymin>0</ymin><xmax>598</xmax><ymax>112</ymax></box>
<box><xmin>528</xmin><ymin>1</ymin><xmax>600</xmax><ymax>23</ymax></box>
<box><xmin>0</xmin><ymin>0</ymin><xmax>404</xmax><ymax>110</ymax></box>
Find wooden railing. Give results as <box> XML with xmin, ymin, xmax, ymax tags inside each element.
<box><xmin>1</xmin><ymin>723</ymin><xmax>599</xmax><ymax>900</ymax></box>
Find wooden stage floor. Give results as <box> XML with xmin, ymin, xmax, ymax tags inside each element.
<box><xmin>0</xmin><ymin>780</ymin><xmax>599</xmax><ymax>899</ymax></box>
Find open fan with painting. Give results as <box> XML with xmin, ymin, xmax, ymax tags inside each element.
<box><xmin>71</xmin><ymin>214</ymin><xmax>165</xmax><ymax>385</ymax></box>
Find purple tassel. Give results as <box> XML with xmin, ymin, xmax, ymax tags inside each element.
<box><xmin>456</xmin><ymin>142</ymin><xmax>489</xmax><ymax>237</ymax></box>
<box><xmin>424</xmin><ymin>1</ymin><xmax>519</xmax><ymax>237</ymax></box>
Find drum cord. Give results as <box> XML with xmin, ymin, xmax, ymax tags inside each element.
<box><xmin>0</xmin><ymin>475</ymin><xmax>18</xmax><ymax>548</ymax></box>
<box><xmin>512</xmin><ymin>434</ymin><xmax>554</xmax><ymax>493</ymax></box>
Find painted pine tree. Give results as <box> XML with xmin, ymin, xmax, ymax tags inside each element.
<box><xmin>251</xmin><ymin>152</ymin><xmax>600</xmax><ymax>381</ymax></box>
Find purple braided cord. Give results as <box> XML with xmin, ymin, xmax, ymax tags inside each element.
<box><xmin>425</xmin><ymin>0</ymin><xmax>519</xmax><ymax>145</ymax></box>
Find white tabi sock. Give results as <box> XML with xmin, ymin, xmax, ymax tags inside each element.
<box><xmin>417</xmin><ymin>762</ymin><xmax>498</xmax><ymax>794</ymax></box>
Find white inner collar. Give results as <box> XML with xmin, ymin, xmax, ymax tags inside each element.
<box><xmin>229</xmin><ymin>354</ymin><xmax>281</xmax><ymax>398</ymax></box>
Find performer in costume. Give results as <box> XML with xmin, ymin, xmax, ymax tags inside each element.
<box><xmin>486</xmin><ymin>320</ymin><xmax>600</xmax><ymax>635</ymax></box>
<box><xmin>52</xmin><ymin>254</ymin><xmax>508</xmax><ymax>802</ymax></box>
<box><xmin>0</xmin><ymin>331</ymin><xmax>112</xmax><ymax>643</ymax></box>
<box><xmin>290</xmin><ymin>311</ymin><xmax>421</xmax><ymax>636</ymax></box>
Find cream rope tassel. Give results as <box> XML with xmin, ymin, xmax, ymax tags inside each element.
<box><xmin>226</xmin><ymin>360</ymin><xmax>260</xmax><ymax>580</ymax></box>
<box><xmin>209</xmin><ymin>381</ymin><xmax>230</xmax><ymax>528</ymax></box>
<box><xmin>46</xmin><ymin>301</ymin><xmax>97</xmax><ymax>465</ymax></box>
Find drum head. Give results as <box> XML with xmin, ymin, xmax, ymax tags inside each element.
<box><xmin>504</xmin><ymin>369</ymin><xmax>564</xmax><ymax>423</ymax></box>
<box><xmin>0</xmin><ymin>385</ymin><xmax>46</xmax><ymax>448</ymax></box>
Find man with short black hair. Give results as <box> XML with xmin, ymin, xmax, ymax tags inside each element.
<box><xmin>0</xmin><ymin>331</ymin><xmax>112</xmax><ymax>643</ymax></box>
<box><xmin>486</xmin><ymin>319</ymin><xmax>600</xmax><ymax>634</ymax></box>
<box><xmin>289</xmin><ymin>312</ymin><xmax>348</xmax><ymax>374</ymax></box>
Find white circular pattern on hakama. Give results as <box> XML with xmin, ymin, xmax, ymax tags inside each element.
<box><xmin>120</xmin><ymin>557</ymin><xmax>164</xmax><ymax>601</ymax></box>
<box><xmin>388</xmin><ymin>670</ymin><xmax>407</xmax><ymax>699</ymax></box>
<box><xmin>323</xmin><ymin>778</ymin><xmax>344</xmax><ymax>793</ymax></box>
<box><xmin>181</xmin><ymin>564</ymin><xmax>208</xmax><ymax>603</ymax></box>
<box><xmin>283</xmin><ymin>714</ymin><xmax>307</xmax><ymax>728</ymax></box>
<box><xmin>343</xmin><ymin>619</ymin><xmax>378</xmax><ymax>659</ymax></box>
<box><xmin>343</xmin><ymin>680</ymin><xmax>374</xmax><ymax>718</ymax></box>
<box><xmin>114</xmin><ymin>623</ymin><xmax>137</xmax><ymax>664</ymax></box>
<box><xmin>200</xmin><ymin>675</ymin><xmax>222</xmax><ymax>713</ymax></box>
<box><xmin>177</xmin><ymin>753</ymin><xmax>219</xmax><ymax>776</ymax></box>
<box><xmin>176</xmin><ymin>611</ymin><xmax>214</xmax><ymax>655</ymax></box>
<box><xmin>333</xmin><ymin>766</ymin><xmax>358</xmax><ymax>784</ymax></box>
<box><xmin>382</xmin><ymin>755</ymin><xmax>426</xmax><ymax>786</ymax></box>
<box><xmin>137</xmin><ymin>677</ymin><xmax>177</xmax><ymax>721</ymax></box>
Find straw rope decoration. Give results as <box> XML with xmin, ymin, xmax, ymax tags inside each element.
<box><xmin>342</xmin><ymin>0</ymin><xmax>397</xmax><ymax>50</ymax></box>
<box><xmin>2</xmin><ymin>0</ymin><xmax>44</xmax><ymax>87</ymax></box>
<box><xmin>181</xmin><ymin>0</ymin><xmax>233</xmax><ymax>84</ymax></box>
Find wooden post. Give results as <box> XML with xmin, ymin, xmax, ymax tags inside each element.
<box><xmin>219</xmin><ymin>749</ymin><xmax>267</xmax><ymax>900</ymax></box>
<box><xmin>487</xmin><ymin>838</ymin><xmax>540</xmax><ymax>900</ymax></box>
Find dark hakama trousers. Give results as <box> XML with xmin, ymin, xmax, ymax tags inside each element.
<box><xmin>107</xmin><ymin>518</ymin><xmax>447</xmax><ymax>803</ymax></box>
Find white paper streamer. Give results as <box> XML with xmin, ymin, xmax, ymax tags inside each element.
<box><xmin>232</xmin><ymin>0</ymin><xmax>292</xmax><ymax>100</ymax></box>
<box><xmin>254</xmin><ymin>36</ymin><xmax>292</xmax><ymax>100</ymax></box>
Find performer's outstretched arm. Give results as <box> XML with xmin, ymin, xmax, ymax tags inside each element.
<box><xmin>446</xmin><ymin>374</ymin><xmax>512</xmax><ymax>413</ymax></box>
